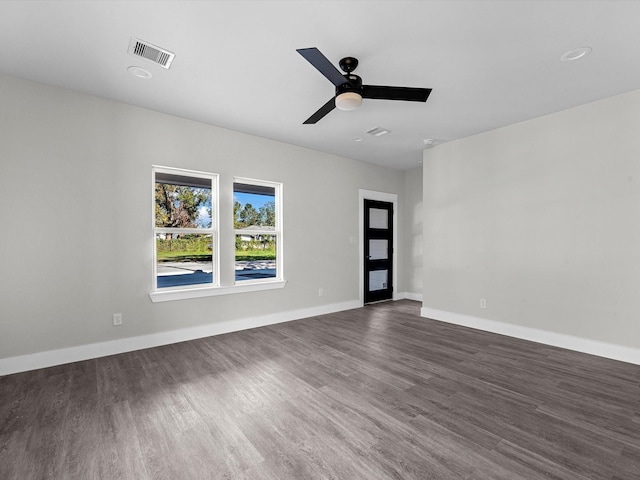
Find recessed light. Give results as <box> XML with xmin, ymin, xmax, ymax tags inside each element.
<box><xmin>127</xmin><ymin>66</ymin><xmax>152</xmax><ymax>79</ymax></box>
<box><xmin>353</xmin><ymin>137</ymin><xmax>363</xmax><ymax>142</ymax></box>
<box><xmin>423</xmin><ymin>138</ymin><xmax>434</xmax><ymax>146</ymax></box>
<box><xmin>560</xmin><ymin>46</ymin><xmax>592</xmax><ymax>62</ymax></box>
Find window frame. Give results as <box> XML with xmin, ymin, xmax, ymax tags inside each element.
<box><xmin>149</xmin><ymin>169</ymin><xmax>286</xmax><ymax>303</ymax></box>
<box><xmin>151</xmin><ymin>165</ymin><xmax>219</xmax><ymax>292</ymax></box>
<box><xmin>233</xmin><ymin>177</ymin><xmax>283</xmax><ymax>285</ymax></box>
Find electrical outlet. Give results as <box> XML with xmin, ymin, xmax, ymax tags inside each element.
<box><xmin>113</xmin><ymin>313</ymin><xmax>123</xmax><ymax>326</ymax></box>
<box><xmin>318</xmin><ymin>288</ymin><xmax>324</xmax><ymax>297</ymax></box>
<box><xmin>480</xmin><ymin>299</ymin><xmax>487</xmax><ymax>309</ymax></box>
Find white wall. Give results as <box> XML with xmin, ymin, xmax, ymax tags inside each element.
<box><xmin>0</xmin><ymin>73</ymin><xmax>408</xmax><ymax>362</ymax></box>
<box><xmin>404</xmin><ymin>167</ymin><xmax>423</xmax><ymax>298</ymax></box>
<box><xmin>422</xmin><ymin>88</ymin><xmax>640</xmax><ymax>351</ymax></box>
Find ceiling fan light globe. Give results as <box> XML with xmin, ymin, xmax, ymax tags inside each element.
<box><xmin>335</xmin><ymin>92</ymin><xmax>362</xmax><ymax>111</ymax></box>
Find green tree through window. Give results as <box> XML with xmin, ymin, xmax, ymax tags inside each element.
<box><xmin>233</xmin><ymin>180</ymin><xmax>280</xmax><ymax>282</ymax></box>
<box><xmin>154</xmin><ymin>168</ymin><xmax>216</xmax><ymax>289</ymax></box>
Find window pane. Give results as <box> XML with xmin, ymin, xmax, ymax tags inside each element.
<box><xmin>369</xmin><ymin>239</ymin><xmax>388</xmax><ymax>260</ymax></box>
<box><xmin>156</xmin><ymin>233</ymin><xmax>213</xmax><ymax>288</ymax></box>
<box><xmin>369</xmin><ymin>208</ymin><xmax>388</xmax><ymax>229</ymax></box>
<box><xmin>368</xmin><ymin>269</ymin><xmax>388</xmax><ymax>292</ymax></box>
<box><xmin>155</xmin><ymin>174</ymin><xmax>212</xmax><ymax>228</ymax></box>
<box><xmin>234</xmin><ymin>183</ymin><xmax>276</xmax><ymax>229</ymax></box>
<box><xmin>235</xmin><ymin>234</ymin><xmax>276</xmax><ymax>281</ymax></box>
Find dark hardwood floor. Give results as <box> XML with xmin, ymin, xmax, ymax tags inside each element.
<box><xmin>1</xmin><ymin>300</ymin><xmax>639</xmax><ymax>479</ymax></box>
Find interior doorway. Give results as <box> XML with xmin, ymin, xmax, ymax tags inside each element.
<box><xmin>359</xmin><ymin>189</ymin><xmax>398</xmax><ymax>305</ymax></box>
<box><xmin>364</xmin><ymin>199</ymin><xmax>394</xmax><ymax>303</ymax></box>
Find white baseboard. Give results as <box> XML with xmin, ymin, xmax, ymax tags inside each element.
<box><xmin>420</xmin><ymin>306</ymin><xmax>640</xmax><ymax>366</ymax></box>
<box><xmin>0</xmin><ymin>300</ymin><xmax>361</xmax><ymax>376</ymax></box>
<box><xmin>396</xmin><ymin>292</ymin><xmax>423</xmax><ymax>302</ymax></box>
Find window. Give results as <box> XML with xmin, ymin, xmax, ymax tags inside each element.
<box><xmin>150</xmin><ymin>169</ymin><xmax>285</xmax><ymax>302</ymax></box>
<box><xmin>234</xmin><ymin>178</ymin><xmax>282</xmax><ymax>283</ymax></box>
<box><xmin>153</xmin><ymin>167</ymin><xmax>217</xmax><ymax>290</ymax></box>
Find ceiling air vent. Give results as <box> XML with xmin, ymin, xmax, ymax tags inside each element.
<box><xmin>365</xmin><ymin>127</ymin><xmax>391</xmax><ymax>137</ymax></box>
<box><xmin>128</xmin><ymin>37</ymin><xmax>175</xmax><ymax>69</ymax></box>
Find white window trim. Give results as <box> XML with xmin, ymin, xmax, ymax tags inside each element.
<box><xmin>149</xmin><ymin>170</ymin><xmax>286</xmax><ymax>303</ymax></box>
<box><xmin>233</xmin><ymin>176</ymin><xmax>284</xmax><ymax>285</ymax></box>
<box><xmin>149</xmin><ymin>280</ymin><xmax>287</xmax><ymax>303</ymax></box>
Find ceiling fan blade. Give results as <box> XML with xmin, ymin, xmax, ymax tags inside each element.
<box><xmin>297</xmin><ymin>48</ymin><xmax>350</xmax><ymax>88</ymax></box>
<box><xmin>303</xmin><ymin>97</ymin><xmax>336</xmax><ymax>124</ymax></box>
<box><xmin>362</xmin><ymin>85</ymin><xmax>432</xmax><ymax>102</ymax></box>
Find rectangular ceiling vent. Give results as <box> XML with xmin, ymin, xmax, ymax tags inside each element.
<box><xmin>128</xmin><ymin>37</ymin><xmax>175</xmax><ymax>69</ymax></box>
<box><xmin>365</xmin><ymin>127</ymin><xmax>391</xmax><ymax>137</ymax></box>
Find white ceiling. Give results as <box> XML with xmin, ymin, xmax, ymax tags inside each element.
<box><xmin>1</xmin><ymin>1</ymin><xmax>640</xmax><ymax>170</ymax></box>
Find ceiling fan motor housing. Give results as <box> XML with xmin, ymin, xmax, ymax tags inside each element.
<box><xmin>337</xmin><ymin>74</ymin><xmax>362</xmax><ymax>96</ymax></box>
<box><xmin>335</xmin><ymin>75</ymin><xmax>363</xmax><ymax>111</ymax></box>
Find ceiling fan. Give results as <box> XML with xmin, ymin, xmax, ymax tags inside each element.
<box><xmin>297</xmin><ymin>47</ymin><xmax>432</xmax><ymax>124</ymax></box>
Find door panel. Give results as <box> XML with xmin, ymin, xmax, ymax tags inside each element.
<box><xmin>369</xmin><ymin>239</ymin><xmax>388</xmax><ymax>260</ymax></box>
<box><xmin>368</xmin><ymin>269</ymin><xmax>388</xmax><ymax>291</ymax></box>
<box><xmin>368</xmin><ymin>208</ymin><xmax>389</xmax><ymax>229</ymax></box>
<box><xmin>364</xmin><ymin>199</ymin><xmax>393</xmax><ymax>303</ymax></box>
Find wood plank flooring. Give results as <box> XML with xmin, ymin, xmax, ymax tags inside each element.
<box><xmin>1</xmin><ymin>300</ymin><xmax>639</xmax><ymax>479</ymax></box>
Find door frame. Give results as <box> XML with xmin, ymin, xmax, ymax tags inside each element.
<box><xmin>358</xmin><ymin>189</ymin><xmax>398</xmax><ymax>306</ymax></box>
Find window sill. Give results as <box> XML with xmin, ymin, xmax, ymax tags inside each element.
<box><xmin>149</xmin><ymin>280</ymin><xmax>287</xmax><ymax>303</ymax></box>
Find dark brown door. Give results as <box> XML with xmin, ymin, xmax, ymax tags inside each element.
<box><xmin>364</xmin><ymin>199</ymin><xmax>393</xmax><ymax>304</ymax></box>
